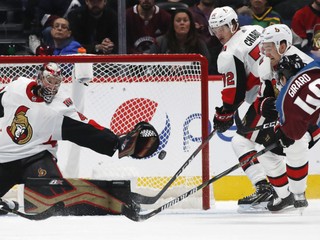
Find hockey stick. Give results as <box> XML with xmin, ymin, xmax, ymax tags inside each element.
<box><xmin>0</xmin><ymin>201</ymin><xmax>65</xmax><ymax>220</ymax></box>
<box><xmin>234</xmin><ymin>110</ymin><xmax>276</xmax><ymax>134</ymax></box>
<box><xmin>122</xmin><ymin>142</ymin><xmax>279</xmax><ymax>221</ymax></box>
<box><xmin>130</xmin><ymin>129</ymin><xmax>217</xmax><ymax>205</ymax></box>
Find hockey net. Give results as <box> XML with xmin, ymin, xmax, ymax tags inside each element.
<box><xmin>0</xmin><ymin>54</ymin><xmax>210</xmax><ymax>210</ymax></box>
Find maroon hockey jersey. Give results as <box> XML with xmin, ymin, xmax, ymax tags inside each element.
<box><xmin>276</xmin><ymin>62</ymin><xmax>320</xmax><ymax>140</ymax></box>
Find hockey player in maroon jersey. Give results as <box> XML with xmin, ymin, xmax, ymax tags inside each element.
<box><xmin>0</xmin><ymin>62</ymin><xmax>159</xmax><ymax>214</ymax></box>
<box><xmin>275</xmin><ymin>55</ymin><xmax>320</xmax><ymax>141</ymax></box>
<box><xmin>208</xmin><ymin>6</ymin><xmax>275</xmax><ymax>211</ymax></box>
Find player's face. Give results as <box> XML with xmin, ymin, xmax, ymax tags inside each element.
<box><xmin>174</xmin><ymin>12</ymin><xmax>190</xmax><ymax>36</ymax></box>
<box><xmin>39</xmin><ymin>74</ymin><xmax>62</xmax><ymax>103</ymax></box>
<box><xmin>42</xmin><ymin>75</ymin><xmax>61</xmax><ymax>93</ymax></box>
<box><xmin>261</xmin><ymin>42</ymin><xmax>281</xmax><ymax>67</ymax></box>
<box><xmin>211</xmin><ymin>25</ymin><xmax>233</xmax><ymax>45</ymax></box>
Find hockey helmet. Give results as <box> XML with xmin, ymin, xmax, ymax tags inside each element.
<box><xmin>260</xmin><ymin>24</ymin><xmax>293</xmax><ymax>55</ymax></box>
<box><xmin>37</xmin><ymin>62</ymin><xmax>63</xmax><ymax>103</ymax></box>
<box><xmin>208</xmin><ymin>6</ymin><xmax>238</xmax><ymax>35</ymax></box>
<box><xmin>277</xmin><ymin>54</ymin><xmax>305</xmax><ymax>83</ymax></box>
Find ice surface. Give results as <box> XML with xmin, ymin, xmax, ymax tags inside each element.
<box><xmin>1</xmin><ymin>200</ymin><xmax>320</xmax><ymax>240</ymax></box>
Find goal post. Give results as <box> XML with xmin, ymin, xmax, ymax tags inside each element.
<box><xmin>0</xmin><ymin>54</ymin><xmax>211</xmax><ymax>210</ymax></box>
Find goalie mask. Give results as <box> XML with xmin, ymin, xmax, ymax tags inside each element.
<box><xmin>37</xmin><ymin>62</ymin><xmax>63</xmax><ymax>103</ymax></box>
<box><xmin>118</xmin><ymin>122</ymin><xmax>160</xmax><ymax>159</ymax></box>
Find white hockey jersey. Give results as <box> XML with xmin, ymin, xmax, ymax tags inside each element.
<box><xmin>0</xmin><ymin>77</ymin><xmax>111</xmax><ymax>163</ymax></box>
<box><xmin>217</xmin><ymin>25</ymin><xmax>264</xmax><ymax>109</ymax></box>
<box><xmin>257</xmin><ymin>45</ymin><xmax>314</xmax><ymax>97</ymax></box>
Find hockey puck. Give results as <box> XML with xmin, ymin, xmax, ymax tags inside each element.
<box><xmin>158</xmin><ymin>150</ymin><xmax>167</xmax><ymax>160</ymax></box>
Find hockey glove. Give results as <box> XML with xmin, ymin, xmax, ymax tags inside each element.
<box><xmin>213</xmin><ymin>106</ymin><xmax>234</xmax><ymax>133</ymax></box>
<box><xmin>274</xmin><ymin>124</ymin><xmax>294</xmax><ymax>148</ymax></box>
<box><xmin>258</xmin><ymin>97</ymin><xmax>278</xmax><ymax>121</ymax></box>
<box><xmin>118</xmin><ymin>122</ymin><xmax>160</xmax><ymax>159</ymax></box>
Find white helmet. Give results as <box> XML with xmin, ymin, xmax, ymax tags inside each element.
<box><xmin>37</xmin><ymin>62</ymin><xmax>62</xmax><ymax>103</ymax></box>
<box><xmin>260</xmin><ymin>24</ymin><xmax>293</xmax><ymax>55</ymax></box>
<box><xmin>208</xmin><ymin>6</ymin><xmax>238</xmax><ymax>35</ymax></box>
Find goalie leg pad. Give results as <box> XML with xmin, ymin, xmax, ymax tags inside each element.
<box><xmin>118</xmin><ymin>122</ymin><xmax>160</xmax><ymax>159</ymax></box>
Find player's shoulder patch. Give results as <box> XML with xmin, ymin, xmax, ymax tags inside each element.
<box><xmin>63</xmin><ymin>98</ymin><xmax>73</xmax><ymax>107</ymax></box>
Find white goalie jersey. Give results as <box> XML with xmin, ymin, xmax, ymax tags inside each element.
<box><xmin>0</xmin><ymin>77</ymin><xmax>87</xmax><ymax>163</ymax></box>
<box><xmin>217</xmin><ymin>25</ymin><xmax>264</xmax><ymax>109</ymax></box>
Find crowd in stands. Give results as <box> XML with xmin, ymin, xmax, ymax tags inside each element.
<box><xmin>0</xmin><ymin>0</ymin><xmax>317</xmax><ymax>74</ymax></box>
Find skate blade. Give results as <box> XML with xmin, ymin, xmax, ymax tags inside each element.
<box><xmin>269</xmin><ymin>205</ymin><xmax>304</xmax><ymax>214</ymax></box>
<box><xmin>237</xmin><ymin>202</ymin><xmax>269</xmax><ymax>213</ymax></box>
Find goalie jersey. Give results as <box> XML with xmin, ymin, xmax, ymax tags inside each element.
<box><xmin>217</xmin><ymin>25</ymin><xmax>263</xmax><ymax>111</ymax></box>
<box><xmin>0</xmin><ymin>77</ymin><xmax>118</xmax><ymax>163</ymax></box>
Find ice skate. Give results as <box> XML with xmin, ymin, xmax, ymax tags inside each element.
<box><xmin>294</xmin><ymin>192</ymin><xmax>308</xmax><ymax>215</ymax></box>
<box><xmin>238</xmin><ymin>181</ymin><xmax>273</xmax><ymax>213</ymax></box>
<box><xmin>267</xmin><ymin>192</ymin><xmax>295</xmax><ymax>212</ymax></box>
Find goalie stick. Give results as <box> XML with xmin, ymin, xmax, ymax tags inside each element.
<box><xmin>0</xmin><ymin>201</ymin><xmax>65</xmax><ymax>220</ymax></box>
<box><xmin>130</xmin><ymin>129</ymin><xmax>217</xmax><ymax>205</ymax></box>
<box><xmin>122</xmin><ymin>142</ymin><xmax>279</xmax><ymax>221</ymax></box>
<box><xmin>234</xmin><ymin>110</ymin><xmax>276</xmax><ymax>134</ymax></box>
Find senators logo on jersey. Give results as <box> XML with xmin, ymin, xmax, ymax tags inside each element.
<box><xmin>6</xmin><ymin>105</ymin><xmax>33</xmax><ymax>144</ymax></box>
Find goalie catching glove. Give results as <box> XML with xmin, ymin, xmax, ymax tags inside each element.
<box><xmin>213</xmin><ymin>106</ymin><xmax>235</xmax><ymax>133</ymax></box>
<box><xmin>118</xmin><ymin>122</ymin><xmax>160</xmax><ymax>159</ymax></box>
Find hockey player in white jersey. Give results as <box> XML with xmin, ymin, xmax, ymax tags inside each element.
<box><xmin>0</xmin><ymin>62</ymin><xmax>160</xmax><ymax>214</ymax></box>
<box><xmin>208</xmin><ymin>6</ymin><xmax>275</xmax><ymax>211</ymax></box>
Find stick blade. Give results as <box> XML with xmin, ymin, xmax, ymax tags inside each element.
<box><xmin>121</xmin><ymin>204</ymin><xmax>142</xmax><ymax>222</ymax></box>
<box><xmin>6</xmin><ymin>201</ymin><xmax>65</xmax><ymax>220</ymax></box>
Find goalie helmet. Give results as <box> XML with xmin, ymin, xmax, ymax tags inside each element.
<box><xmin>37</xmin><ymin>62</ymin><xmax>63</xmax><ymax>103</ymax></box>
<box><xmin>260</xmin><ymin>24</ymin><xmax>293</xmax><ymax>55</ymax></box>
<box><xmin>208</xmin><ymin>6</ymin><xmax>238</xmax><ymax>35</ymax></box>
<box><xmin>277</xmin><ymin>54</ymin><xmax>305</xmax><ymax>83</ymax></box>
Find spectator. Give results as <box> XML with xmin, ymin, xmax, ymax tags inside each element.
<box><xmin>68</xmin><ymin>0</ymin><xmax>118</xmax><ymax>54</ymax></box>
<box><xmin>291</xmin><ymin>0</ymin><xmax>320</xmax><ymax>59</ymax></box>
<box><xmin>34</xmin><ymin>18</ymin><xmax>86</xmax><ymax>56</ymax></box>
<box><xmin>149</xmin><ymin>8</ymin><xmax>211</xmax><ymax>69</ymax></box>
<box><xmin>51</xmin><ymin>18</ymin><xmax>86</xmax><ymax>55</ymax></box>
<box><xmin>272</xmin><ymin>0</ymin><xmax>311</xmax><ymax>26</ymax></box>
<box><xmin>126</xmin><ymin>0</ymin><xmax>171</xmax><ymax>54</ymax></box>
<box><xmin>37</xmin><ymin>0</ymin><xmax>83</xmax><ymax>47</ymax></box>
<box><xmin>189</xmin><ymin>0</ymin><xmax>222</xmax><ymax>74</ymax></box>
<box><xmin>237</xmin><ymin>0</ymin><xmax>283</xmax><ymax>27</ymax></box>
